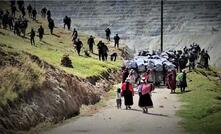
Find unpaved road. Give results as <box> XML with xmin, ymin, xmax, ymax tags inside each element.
<box><xmin>42</xmin><ymin>88</ymin><xmax>184</xmax><ymax>134</ymax></box>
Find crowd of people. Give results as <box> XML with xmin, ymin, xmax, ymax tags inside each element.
<box><xmin>116</xmin><ymin>43</ymin><xmax>211</xmax><ymax>113</ymax></box>
<box><xmin>0</xmin><ymin>0</ymin><xmax>214</xmax><ymax>115</ymax></box>
<box><xmin>0</xmin><ymin>1</ymin><xmax>211</xmax><ymax>64</ymax></box>
<box><xmin>72</xmin><ymin>27</ymin><xmax>120</xmax><ymax>61</ymax></box>
<box><xmin>1</xmin><ymin>1</ymin><xmax>121</xmax><ymax>62</ymax></box>
<box><xmin>117</xmin><ymin>69</ymin><xmax>154</xmax><ymax>113</ymax></box>
<box><xmin>0</xmin><ymin>1</ymin><xmax>55</xmax><ymax>46</ymax></box>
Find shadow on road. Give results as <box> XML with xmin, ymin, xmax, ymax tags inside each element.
<box><xmin>172</xmin><ymin>90</ymin><xmax>192</xmax><ymax>94</ymax></box>
<box><xmin>146</xmin><ymin>112</ymin><xmax>169</xmax><ymax>117</ymax></box>
<box><xmin>123</xmin><ymin>108</ymin><xmax>169</xmax><ymax>117</ymax></box>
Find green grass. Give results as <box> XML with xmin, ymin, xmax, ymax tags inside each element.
<box><xmin>0</xmin><ymin>14</ymin><xmax>122</xmax><ymax>78</ymax></box>
<box><xmin>178</xmin><ymin>68</ymin><xmax>221</xmax><ymax>134</ymax></box>
<box><xmin>0</xmin><ymin>1</ymin><xmax>122</xmax><ymax>105</ymax></box>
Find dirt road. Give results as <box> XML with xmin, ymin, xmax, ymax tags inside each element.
<box><xmin>42</xmin><ymin>88</ymin><xmax>184</xmax><ymax>134</ymax></box>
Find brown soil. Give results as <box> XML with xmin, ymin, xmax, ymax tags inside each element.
<box><xmin>0</xmin><ymin>47</ymin><xmax>121</xmax><ymax>134</ymax></box>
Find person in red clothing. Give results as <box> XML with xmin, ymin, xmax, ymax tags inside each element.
<box><xmin>121</xmin><ymin>67</ymin><xmax>129</xmax><ymax>83</ymax></box>
<box><xmin>166</xmin><ymin>69</ymin><xmax>177</xmax><ymax>93</ymax></box>
<box><xmin>143</xmin><ymin>70</ymin><xmax>150</xmax><ymax>82</ymax></box>
<box><xmin>138</xmin><ymin>77</ymin><xmax>154</xmax><ymax>113</ymax></box>
<box><xmin>121</xmin><ymin>78</ymin><xmax>134</xmax><ymax>110</ymax></box>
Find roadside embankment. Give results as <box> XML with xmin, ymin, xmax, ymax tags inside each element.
<box><xmin>0</xmin><ymin>45</ymin><xmax>121</xmax><ymax>134</ymax></box>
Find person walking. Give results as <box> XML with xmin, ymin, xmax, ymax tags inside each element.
<box><xmin>188</xmin><ymin>52</ymin><xmax>195</xmax><ymax>71</ymax></box>
<box><xmin>179</xmin><ymin>55</ymin><xmax>187</xmax><ymax>72</ymax></box>
<box><xmin>116</xmin><ymin>88</ymin><xmax>122</xmax><ymax>109</ymax></box>
<box><xmin>97</xmin><ymin>40</ymin><xmax>104</xmax><ymax>61</ymax></box>
<box><xmin>166</xmin><ymin>69</ymin><xmax>177</xmax><ymax>93</ymax></box>
<box><xmin>38</xmin><ymin>25</ymin><xmax>44</xmax><ymax>41</ymax></box>
<box><xmin>41</xmin><ymin>7</ymin><xmax>47</xmax><ymax>18</ymax></box>
<box><xmin>121</xmin><ymin>78</ymin><xmax>134</xmax><ymax>110</ymax></box>
<box><xmin>180</xmin><ymin>70</ymin><xmax>187</xmax><ymax>92</ymax></box>
<box><xmin>87</xmin><ymin>35</ymin><xmax>95</xmax><ymax>53</ymax></box>
<box><xmin>138</xmin><ymin>77</ymin><xmax>154</xmax><ymax>113</ymax></box>
<box><xmin>2</xmin><ymin>11</ymin><xmax>9</xmax><ymax>29</ymax></box>
<box><xmin>48</xmin><ymin>18</ymin><xmax>55</xmax><ymax>34</ymax></box>
<box><xmin>63</xmin><ymin>16</ymin><xmax>68</xmax><ymax>29</ymax></box>
<box><xmin>0</xmin><ymin>10</ymin><xmax>3</xmax><ymax>28</ymax></box>
<box><xmin>30</xmin><ymin>28</ymin><xmax>35</xmax><ymax>46</ymax></box>
<box><xmin>17</xmin><ymin>0</ymin><xmax>24</xmax><ymax>12</ymax></box>
<box><xmin>8</xmin><ymin>15</ymin><xmax>14</xmax><ymax>30</ymax></box>
<box><xmin>75</xmin><ymin>38</ymin><xmax>83</xmax><ymax>56</ymax></box>
<box><xmin>14</xmin><ymin>20</ymin><xmax>20</xmax><ymax>35</ymax></box>
<box><xmin>101</xmin><ymin>43</ymin><xmax>109</xmax><ymax>61</ymax></box>
<box><xmin>121</xmin><ymin>67</ymin><xmax>129</xmax><ymax>83</ymax></box>
<box><xmin>32</xmin><ymin>8</ymin><xmax>37</xmax><ymax>21</ymax></box>
<box><xmin>27</xmin><ymin>4</ymin><xmax>32</xmax><ymax>18</ymax></box>
<box><xmin>67</xmin><ymin>17</ymin><xmax>71</xmax><ymax>30</ymax></box>
<box><xmin>105</xmin><ymin>27</ymin><xmax>111</xmax><ymax>41</ymax></box>
<box><xmin>177</xmin><ymin>70</ymin><xmax>187</xmax><ymax>92</ymax></box>
<box><xmin>72</xmin><ymin>28</ymin><xmax>78</xmax><ymax>41</ymax></box>
<box><xmin>114</xmin><ymin>34</ymin><xmax>120</xmax><ymax>48</ymax></box>
<box><xmin>203</xmin><ymin>51</ymin><xmax>210</xmax><ymax>69</ymax></box>
<box><xmin>21</xmin><ymin>6</ymin><xmax>26</xmax><ymax>18</ymax></box>
<box><xmin>11</xmin><ymin>4</ymin><xmax>17</xmax><ymax>17</ymax></box>
<box><xmin>46</xmin><ymin>10</ymin><xmax>51</xmax><ymax>20</ymax></box>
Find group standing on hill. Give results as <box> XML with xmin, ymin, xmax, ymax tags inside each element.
<box><xmin>71</xmin><ymin>26</ymin><xmax>121</xmax><ymax>62</ymax></box>
<box><xmin>0</xmin><ymin>1</ymin><xmax>62</xmax><ymax>46</ymax></box>
<box><xmin>1</xmin><ymin>1</ymin><xmax>211</xmax><ymax>67</ymax></box>
<box><xmin>0</xmin><ymin>1</ymin><xmax>121</xmax><ymax>62</ymax></box>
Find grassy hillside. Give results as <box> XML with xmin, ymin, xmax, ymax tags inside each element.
<box><xmin>0</xmin><ymin>2</ymin><xmax>122</xmax><ymax>78</ymax></box>
<box><xmin>0</xmin><ymin>47</ymin><xmax>45</xmax><ymax>105</ymax></box>
<box><xmin>178</xmin><ymin>68</ymin><xmax>221</xmax><ymax>134</ymax></box>
<box><xmin>0</xmin><ymin>1</ymin><xmax>122</xmax><ymax>106</ymax></box>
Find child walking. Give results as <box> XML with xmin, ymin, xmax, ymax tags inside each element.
<box><xmin>116</xmin><ymin>88</ymin><xmax>122</xmax><ymax>109</ymax></box>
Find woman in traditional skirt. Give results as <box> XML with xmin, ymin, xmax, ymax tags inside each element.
<box><xmin>138</xmin><ymin>77</ymin><xmax>154</xmax><ymax>113</ymax></box>
<box><xmin>166</xmin><ymin>69</ymin><xmax>177</xmax><ymax>93</ymax></box>
<box><xmin>121</xmin><ymin>78</ymin><xmax>134</xmax><ymax>109</ymax></box>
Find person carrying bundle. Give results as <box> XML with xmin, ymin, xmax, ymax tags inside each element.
<box><xmin>137</xmin><ymin>77</ymin><xmax>154</xmax><ymax>113</ymax></box>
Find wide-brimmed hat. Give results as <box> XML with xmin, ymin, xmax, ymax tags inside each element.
<box><xmin>125</xmin><ymin>77</ymin><xmax>130</xmax><ymax>82</ymax></box>
<box><xmin>140</xmin><ymin>77</ymin><xmax>146</xmax><ymax>83</ymax></box>
<box><xmin>140</xmin><ymin>79</ymin><xmax>144</xmax><ymax>83</ymax></box>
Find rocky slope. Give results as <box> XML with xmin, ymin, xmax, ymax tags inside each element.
<box><xmin>27</xmin><ymin>0</ymin><xmax>221</xmax><ymax>66</ymax></box>
<box><xmin>0</xmin><ymin>45</ymin><xmax>120</xmax><ymax>134</ymax></box>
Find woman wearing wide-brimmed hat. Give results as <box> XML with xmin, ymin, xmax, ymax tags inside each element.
<box><xmin>121</xmin><ymin>77</ymin><xmax>134</xmax><ymax>109</ymax></box>
<box><xmin>137</xmin><ymin>77</ymin><xmax>154</xmax><ymax>113</ymax></box>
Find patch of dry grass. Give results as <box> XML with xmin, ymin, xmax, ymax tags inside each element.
<box><xmin>0</xmin><ymin>57</ymin><xmax>44</xmax><ymax>105</ymax></box>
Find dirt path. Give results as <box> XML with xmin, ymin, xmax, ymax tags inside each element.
<box><xmin>42</xmin><ymin>88</ymin><xmax>184</xmax><ymax>134</ymax></box>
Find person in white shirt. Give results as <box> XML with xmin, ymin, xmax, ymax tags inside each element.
<box><xmin>116</xmin><ymin>88</ymin><xmax>122</xmax><ymax>109</ymax></box>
